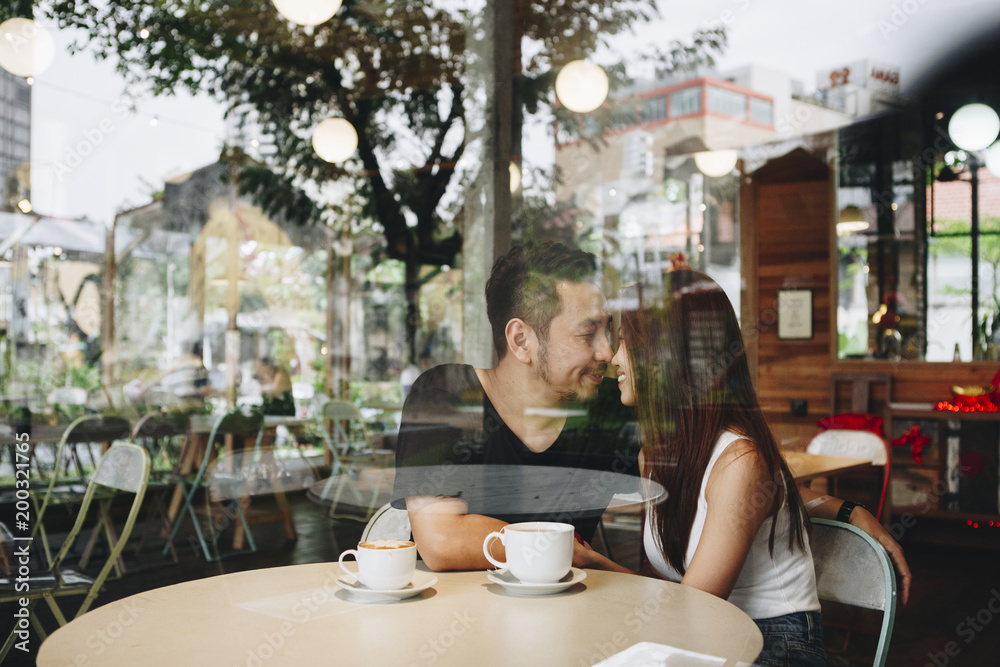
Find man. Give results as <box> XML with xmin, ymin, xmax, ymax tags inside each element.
<box><xmin>157</xmin><ymin>341</ymin><xmax>210</xmax><ymax>406</ymax></box>
<box><xmin>391</xmin><ymin>241</ymin><xmax>634</xmax><ymax>572</ymax></box>
<box><xmin>254</xmin><ymin>356</ymin><xmax>292</xmax><ymax>396</ymax></box>
<box><xmin>390</xmin><ymin>242</ymin><xmax>912</xmax><ymax>602</ymax></box>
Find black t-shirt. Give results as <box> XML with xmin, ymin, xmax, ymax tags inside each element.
<box><xmin>390</xmin><ymin>364</ymin><xmax>639</xmax><ymax>542</ymax></box>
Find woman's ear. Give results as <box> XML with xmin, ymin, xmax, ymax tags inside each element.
<box><xmin>505</xmin><ymin>318</ymin><xmax>535</xmax><ymax>364</ymax></box>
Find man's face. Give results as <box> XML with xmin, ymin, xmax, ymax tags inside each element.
<box><xmin>535</xmin><ymin>281</ymin><xmax>613</xmax><ymax>403</ymax></box>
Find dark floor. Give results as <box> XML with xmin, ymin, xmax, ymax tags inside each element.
<box><xmin>3</xmin><ymin>492</ymin><xmax>999</xmax><ymax>666</ymax></box>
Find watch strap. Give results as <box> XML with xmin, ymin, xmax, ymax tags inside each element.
<box><xmin>836</xmin><ymin>500</ymin><xmax>860</xmax><ymax>523</ymax></box>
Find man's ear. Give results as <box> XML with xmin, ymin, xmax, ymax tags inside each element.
<box><xmin>505</xmin><ymin>318</ymin><xmax>535</xmax><ymax>364</ymax></box>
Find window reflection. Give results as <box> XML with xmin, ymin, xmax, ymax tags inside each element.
<box><xmin>2</xmin><ymin>1</ymin><xmax>1000</xmax><ymax>432</ymax></box>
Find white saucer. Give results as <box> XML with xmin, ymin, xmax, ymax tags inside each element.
<box><xmin>336</xmin><ymin>569</ymin><xmax>437</xmax><ymax>600</ymax></box>
<box><xmin>486</xmin><ymin>567</ymin><xmax>586</xmax><ymax>595</ymax></box>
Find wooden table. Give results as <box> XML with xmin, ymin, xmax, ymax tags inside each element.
<box><xmin>783</xmin><ymin>450</ymin><xmax>872</xmax><ymax>482</ymax></box>
<box><xmin>166</xmin><ymin>415</ymin><xmax>314</xmax><ymax>548</ymax></box>
<box><xmin>37</xmin><ymin>565</ymin><xmax>762</xmax><ymax>666</ymax></box>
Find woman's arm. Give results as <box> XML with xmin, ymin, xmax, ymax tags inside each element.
<box><xmin>798</xmin><ymin>487</ymin><xmax>911</xmax><ymax>605</ymax></box>
<box><xmin>679</xmin><ymin>439</ymin><xmax>771</xmax><ymax>599</ymax></box>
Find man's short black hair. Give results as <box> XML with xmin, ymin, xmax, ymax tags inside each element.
<box><xmin>485</xmin><ymin>241</ymin><xmax>598</xmax><ymax>360</ymax></box>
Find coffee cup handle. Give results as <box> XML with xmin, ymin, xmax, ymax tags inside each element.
<box><xmin>338</xmin><ymin>549</ymin><xmax>360</xmax><ymax>582</ymax></box>
<box><xmin>483</xmin><ymin>530</ymin><xmax>506</xmax><ymax>570</ymax></box>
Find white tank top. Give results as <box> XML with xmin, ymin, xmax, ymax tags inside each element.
<box><xmin>643</xmin><ymin>431</ymin><xmax>821</xmax><ymax>619</ymax></box>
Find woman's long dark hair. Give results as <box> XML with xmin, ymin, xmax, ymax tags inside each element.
<box><xmin>621</xmin><ymin>270</ymin><xmax>808</xmax><ymax>573</ymax></box>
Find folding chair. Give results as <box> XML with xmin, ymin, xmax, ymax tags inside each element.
<box><xmin>317</xmin><ymin>400</ymin><xmax>393</xmax><ymax>521</ymax></box>
<box><xmin>32</xmin><ymin>414</ymin><xmax>132</xmax><ymax>568</ymax></box>
<box><xmin>128</xmin><ymin>411</ymin><xmax>190</xmax><ymax>565</ymax></box>
<box><xmin>360</xmin><ymin>503</ymin><xmax>412</xmax><ymax>543</ymax></box>
<box><xmin>0</xmin><ymin>443</ymin><xmax>150</xmax><ymax>662</ymax></box>
<box><xmin>810</xmin><ymin>518</ymin><xmax>897</xmax><ymax>666</ymax></box>
<box><xmin>163</xmin><ymin>410</ymin><xmax>264</xmax><ymax>561</ymax></box>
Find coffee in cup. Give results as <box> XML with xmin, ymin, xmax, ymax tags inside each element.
<box><xmin>482</xmin><ymin>522</ymin><xmax>574</xmax><ymax>584</ymax></box>
<box><xmin>338</xmin><ymin>539</ymin><xmax>416</xmax><ymax>590</ymax></box>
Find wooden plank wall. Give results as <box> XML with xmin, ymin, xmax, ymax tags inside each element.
<box><xmin>743</xmin><ymin>148</ymin><xmax>1000</xmax><ymax>451</ymax></box>
<box><xmin>743</xmin><ymin>148</ymin><xmax>834</xmax><ymax>448</ymax></box>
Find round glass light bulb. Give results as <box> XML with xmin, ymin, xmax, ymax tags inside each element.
<box><xmin>271</xmin><ymin>0</ymin><xmax>342</xmax><ymax>26</ymax></box>
<box><xmin>311</xmin><ymin>117</ymin><xmax>358</xmax><ymax>162</ymax></box>
<box><xmin>0</xmin><ymin>18</ymin><xmax>55</xmax><ymax>78</ymax></box>
<box><xmin>948</xmin><ymin>103</ymin><xmax>1000</xmax><ymax>152</ymax></box>
<box><xmin>509</xmin><ymin>162</ymin><xmax>521</xmax><ymax>193</ymax></box>
<box><xmin>693</xmin><ymin>150</ymin><xmax>738</xmax><ymax>177</ymax></box>
<box><xmin>984</xmin><ymin>143</ymin><xmax>1000</xmax><ymax>179</ymax></box>
<box><xmin>555</xmin><ymin>60</ymin><xmax>609</xmax><ymax>114</ymax></box>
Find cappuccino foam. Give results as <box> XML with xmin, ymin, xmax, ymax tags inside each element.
<box><xmin>359</xmin><ymin>539</ymin><xmax>414</xmax><ymax>550</ymax></box>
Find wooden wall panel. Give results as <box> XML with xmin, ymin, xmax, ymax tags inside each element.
<box><xmin>751</xmin><ymin>157</ymin><xmax>832</xmax><ymax>423</ymax></box>
<box><xmin>743</xmin><ymin>148</ymin><xmax>1000</xmax><ymax>453</ymax></box>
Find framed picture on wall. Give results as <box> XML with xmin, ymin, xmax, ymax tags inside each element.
<box><xmin>777</xmin><ymin>289</ymin><xmax>814</xmax><ymax>340</ymax></box>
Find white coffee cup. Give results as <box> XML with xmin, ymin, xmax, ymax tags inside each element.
<box><xmin>482</xmin><ymin>521</ymin><xmax>574</xmax><ymax>584</ymax></box>
<box><xmin>338</xmin><ymin>539</ymin><xmax>416</xmax><ymax>590</ymax></box>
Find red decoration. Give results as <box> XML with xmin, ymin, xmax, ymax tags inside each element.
<box><xmin>959</xmin><ymin>451</ymin><xmax>985</xmax><ymax>476</ymax></box>
<box><xmin>666</xmin><ymin>252</ymin><xmax>691</xmax><ymax>272</ymax></box>
<box><xmin>934</xmin><ymin>400</ymin><xmax>1000</xmax><ymax>413</ymax></box>
<box><xmin>891</xmin><ymin>424</ymin><xmax>930</xmax><ymax>465</ymax></box>
<box><xmin>817</xmin><ymin>413</ymin><xmax>885</xmax><ymax>437</ymax></box>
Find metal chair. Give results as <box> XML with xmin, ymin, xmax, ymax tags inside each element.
<box><xmin>810</xmin><ymin>518</ymin><xmax>897</xmax><ymax>666</ymax></box>
<box><xmin>32</xmin><ymin>414</ymin><xmax>132</xmax><ymax>568</ymax></box>
<box><xmin>163</xmin><ymin>410</ymin><xmax>265</xmax><ymax>561</ymax></box>
<box><xmin>318</xmin><ymin>400</ymin><xmax>393</xmax><ymax>521</ymax></box>
<box><xmin>128</xmin><ymin>411</ymin><xmax>190</xmax><ymax>565</ymax></box>
<box><xmin>0</xmin><ymin>443</ymin><xmax>150</xmax><ymax>661</ymax></box>
<box><xmin>807</xmin><ymin>429</ymin><xmax>892</xmax><ymax>520</ymax></box>
<box><xmin>360</xmin><ymin>503</ymin><xmax>412</xmax><ymax>543</ymax></box>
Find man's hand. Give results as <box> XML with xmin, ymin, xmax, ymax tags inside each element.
<box><xmin>407</xmin><ymin>496</ymin><xmax>507</xmax><ymax>571</ymax></box>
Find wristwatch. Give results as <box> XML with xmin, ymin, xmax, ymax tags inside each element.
<box><xmin>836</xmin><ymin>500</ymin><xmax>863</xmax><ymax>523</ymax></box>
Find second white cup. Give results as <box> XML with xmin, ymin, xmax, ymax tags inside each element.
<box><xmin>338</xmin><ymin>539</ymin><xmax>416</xmax><ymax>590</ymax></box>
<box><xmin>482</xmin><ymin>521</ymin><xmax>574</xmax><ymax>584</ymax></box>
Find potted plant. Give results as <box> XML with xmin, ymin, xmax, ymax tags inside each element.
<box><xmin>980</xmin><ymin>297</ymin><xmax>1000</xmax><ymax>361</ymax></box>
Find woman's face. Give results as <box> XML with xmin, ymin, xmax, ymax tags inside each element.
<box><xmin>611</xmin><ymin>332</ymin><xmax>637</xmax><ymax>406</ymax></box>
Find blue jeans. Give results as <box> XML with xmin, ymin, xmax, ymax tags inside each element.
<box><xmin>753</xmin><ymin>611</ymin><xmax>826</xmax><ymax>666</ymax></box>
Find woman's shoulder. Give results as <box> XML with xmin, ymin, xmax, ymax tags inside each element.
<box><xmin>707</xmin><ymin>433</ymin><xmax>768</xmax><ymax>488</ymax></box>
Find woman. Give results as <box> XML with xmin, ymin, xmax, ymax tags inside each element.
<box><xmin>611</xmin><ymin>270</ymin><xmax>824</xmax><ymax>666</ymax></box>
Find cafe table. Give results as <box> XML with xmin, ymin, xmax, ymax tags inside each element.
<box><xmin>307</xmin><ymin>463</ymin><xmax>668</xmax><ymax>528</ymax></box>
<box><xmin>165</xmin><ymin>414</ymin><xmax>316</xmax><ymax>547</ymax></box>
<box><xmin>782</xmin><ymin>450</ymin><xmax>872</xmax><ymax>482</ymax></box>
<box><xmin>37</xmin><ymin>564</ymin><xmax>762</xmax><ymax>666</ymax></box>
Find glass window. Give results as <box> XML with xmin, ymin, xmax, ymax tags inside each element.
<box><xmin>707</xmin><ymin>86</ymin><xmax>747</xmax><ymax>119</ymax></box>
<box><xmin>670</xmin><ymin>87</ymin><xmax>701</xmax><ymax>117</ymax></box>
<box><xmin>641</xmin><ymin>96</ymin><xmax>667</xmax><ymax>123</ymax></box>
<box><xmin>836</xmin><ymin>144</ymin><xmax>920</xmax><ymax>360</ymax></box>
<box><xmin>750</xmin><ymin>97</ymin><xmax>773</xmax><ymax>126</ymax></box>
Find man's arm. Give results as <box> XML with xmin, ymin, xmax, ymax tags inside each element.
<box><xmin>407</xmin><ymin>495</ymin><xmax>506</xmax><ymax>571</ymax></box>
<box><xmin>408</xmin><ymin>495</ymin><xmax>633</xmax><ymax>572</ymax></box>
<box><xmin>799</xmin><ymin>486</ymin><xmax>911</xmax><ymax>605</ymax></box>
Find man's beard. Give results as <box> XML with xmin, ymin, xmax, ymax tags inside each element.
<box><xmin>537</xmin><ymin>337</ymin><xmax>606</xmax><ymax>404</ymax></box>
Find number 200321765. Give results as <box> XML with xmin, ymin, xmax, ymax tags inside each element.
<box><xmin>12</xmin><ymin>433</ymin><xmax>33</xmax><ymax>534</ymax></box>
